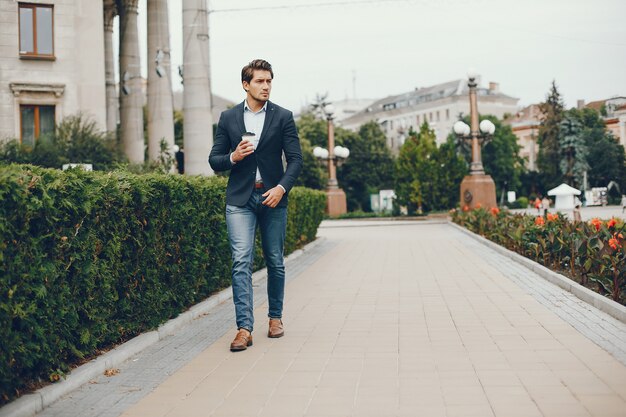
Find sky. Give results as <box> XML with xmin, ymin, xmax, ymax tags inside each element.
<box><xmin>121</xmin><ymin>0</ymin><xmax>626</xmax><ymax>114</ymax></box>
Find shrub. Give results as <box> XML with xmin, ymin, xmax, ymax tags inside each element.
<box><xmin>0</xmin><ymin>165</ymin><xmax>325</xmax><ymax>403</ymax></box>
<box><xmin>512</xmin><ymin>196</ymin><xmax>529</xmax><ymax>209</ymax></box>
<box><xmin>0</xmin><ymin>114</ymin><xmax>126</xmax><ymax>171</ymax></box>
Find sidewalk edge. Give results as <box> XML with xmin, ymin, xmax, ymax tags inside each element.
<box><xmin>0</xmin><ymin>237</ymin><xmax>326</xmax><ymax>417</ymax></box>
<box><xmin>449</xmin><ymin>221</ymin><xmax>626</xmax><ymax>324</ymax></box>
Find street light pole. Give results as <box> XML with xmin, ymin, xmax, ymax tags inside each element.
<box><xmin>454</xmin><ymin>71</ymin><xmax>497</xmax><ymax>209</ymax></box>
<box><xmin>312</xmin><ymin>104</ymin><xmax>350</xmax><ymax>217</ymax></box>
<box><xmin>468</xmin><ymin>75</ymin><xmax>484</xmax><ymax>175</ymax></box>
<box><xmin>326</xmin><ymin>112</ymin><xmax>338</xmax><ymax>189</ymax></box>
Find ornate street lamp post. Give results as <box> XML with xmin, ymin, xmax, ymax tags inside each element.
<box><xmin>454</xmin><ymin>70</ymin><xmax>497</xmax><ymax>209</ymax></box>
<box><xmin>313</xmin><ymin>104</ymin><xmax>350</xmax><ymax>217</ymax></box>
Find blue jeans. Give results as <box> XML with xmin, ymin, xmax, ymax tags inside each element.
<box><xmin>225</xmin><ymin>188</ymin><xmax>287</xmax><ymax>332</ymax></box>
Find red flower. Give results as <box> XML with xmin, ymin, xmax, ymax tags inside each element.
<box><xmin>475</xmin><ymin>203</ymin><xmax>482</xmax><ymax>209</ymax></box>
<box><xmin>462</xmin><ymin>205</ymin><xmax>469</xmax><ymax>212</ymax></box>
<box><xmin>590</xmin><ymin>218</ymin><xmax>602</xmax><ymax>231</ymax></box>
<box><xmin>546</xmin><ymin>213</ymin><xmax>559</xmax><ymax>222</ymax></box>
<box><xmin>491</xmin><ymin>207</ymin><xmax>500</xmax><ymax>216</ymax></box>
<box><xmin>535</xmin><ymin>216</ymin><xmax>545</xmax><ymax>226</ymax></box>
<box><xmin>607</xmin><ymin>218</ymin><xmax>617</xmax><ymax>228</ymax></box>
<box><xmin>609</xmin><ymin>232</ymin><xmax>623</xmax><ymax>251</ymax></box>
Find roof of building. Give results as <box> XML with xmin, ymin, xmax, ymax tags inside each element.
<box><xmin>584</xmin><ymin>97</ymin><xmax>626</xmax><ymax>113</ymax></box>
<box><xmin>585</xmin><ymin>100</ymin><xmax>606</xmax><ymax>111</ymax></box>
<box><xmin>503</xmin><ymin>103</ymin><xmax>543</xmax><ymax>128</ymax></box>
<box><xmin>341</xmin><ymin>78</ymin><xmax>517</xmax><ymax>127</ymax></box>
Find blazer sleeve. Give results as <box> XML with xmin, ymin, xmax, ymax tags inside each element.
<box><xmin>208</xmin><ymin>114</ymin><xmax>234</xmax><ymax>172</ymax></box>
<box><xmin>278</xmin><ymin>111</ymin><xmax>303</xmax><ymax>193</ymax></box>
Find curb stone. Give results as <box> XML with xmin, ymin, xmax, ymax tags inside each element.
<box><xmin>449</xmin><ymin>221</ymin><xmax>626</xmax><ymax>324</ymax></box>
<box><xmin>0</xmin><ymin>237</ymin><xmax>326</xmax><ymax>417</ymax></box>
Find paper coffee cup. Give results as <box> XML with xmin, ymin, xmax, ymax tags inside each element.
<box><xmin>242</xmin><ymin>132</ymin><xmax>258</xmax><ymax>149</ymax></box>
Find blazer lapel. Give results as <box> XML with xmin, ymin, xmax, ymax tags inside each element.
<box><xmin>257</xmin><ymin>101</ymin><xmax>276</xmax><ymax>151</ymax></box>
<box><xmin>235</xmin><ymin>101</ymin><xmax>246</xmax><ymax>136</ymax></box>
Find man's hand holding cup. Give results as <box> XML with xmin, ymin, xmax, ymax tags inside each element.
<box><xmin>232</xmin><ymin>132</ymin><xmax>256</xmax><ymax>162</ymax></box>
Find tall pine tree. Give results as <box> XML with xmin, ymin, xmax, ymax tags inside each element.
<box><xmin>537</xmin><ymin>81</ymin><xmax>565</xmax><ymax>190</ymax></box>
<box><xmin>559</xmin><ymin>113</ymin><xmax>588</xmax><ymax>188</ymax></box>
<box><xmin>575</xmin><ymin>107</ymin><xmax>626</xmax><ymax>194</ymax></box>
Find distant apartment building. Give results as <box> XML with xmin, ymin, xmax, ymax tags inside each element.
<box><xmin>295</xmin><ymin>98</ymin><xmax>376</xmax><ymax>124</ymax></box>
<box><xmin>341</xmin><ymin>78</ymin><xmax>519</xmax><ymax>153</ymax></box>
<box><xmin>584</xmin><ymin>97</ymin><xmax>626</xmax><ymax>149</ymax></box>
<box><xmin>330</xmin><ymin>98</ymin><xmax>377</xmax><ymax>123</ymax></box>
<box><xmin>503</xmin><ymin>104</ymin><xmax>542</xmax><ymax>171</ymax></box>
<box><xmin>0</xmin><ymin>1</ymin><xmax>107</xmax><ymax>145</ymax></box>
<box><xmin>505</xmin><ymin>98</ymin><xmax>626</xmax><ymax>171</ymax></box>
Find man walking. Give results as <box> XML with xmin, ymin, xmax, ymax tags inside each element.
<box><xmin>208</xmin><ymin>59</ymin><xmax>303</xmax><ymax>352</ymax></box>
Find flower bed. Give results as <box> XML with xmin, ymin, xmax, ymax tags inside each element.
<box><xmin>451</xmin><ymin>206</ymin><xmax>625</xmax><ymax>306</ymax></box>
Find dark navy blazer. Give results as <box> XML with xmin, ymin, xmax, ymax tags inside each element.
<box><xmin>208</xmin><ymin>101</ymin><xmax>303</xmax><ymax>207</ymax></box>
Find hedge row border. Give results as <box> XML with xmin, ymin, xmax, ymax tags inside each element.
<box><xmin>449</xmin><ymin>221</ymin><xmax>626</xmax><ymax>324</ymax></box>
<box><xmin>0</xmin><ymin>236</ymin><xmax>326</xmax><ymax>417</ymax></box>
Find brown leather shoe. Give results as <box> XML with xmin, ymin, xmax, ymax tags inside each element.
<box><xmin>230</xmin><ymin>329</ymin><xmax>253</xmax><ymax>352</ymax></box>
<box><xmin>268</xmin><ymin>319</ymin><xmax>284</xmax><ymax>338</ymax></box>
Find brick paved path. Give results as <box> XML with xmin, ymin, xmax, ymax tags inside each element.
<box><xmin>33</xmin><ymin>221</ymin><xmax>626</xmax><ymax>417</ymax></box>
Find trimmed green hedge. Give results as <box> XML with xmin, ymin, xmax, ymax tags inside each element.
<box><xmin>0</xmin><ymin>164</ymin><xmax>325</xmax><ymax>403</ymax></box>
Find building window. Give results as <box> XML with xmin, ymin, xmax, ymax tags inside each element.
<box><xmin>19</xmin><ymin>3</ymin><xmax>54</xmax><ymax>58</ymax></box>
<box><xmin>436</xmin><ymin>111</ymin><xmax>440</xmax><ymax>121</ymax></box>
<box><xmin>429</xmin><ymin>112</ymin><xmax>433</xmax><ymax>122</ymax></box>
<box><xmin>20</xmin><ymin>105</ymin><xmax>55</xmax><ymax>146</ymax></box>
<box><xmin>446</xmin><ymin>109</ymin><xmax>450</xmax><ymax>120</ymax></box>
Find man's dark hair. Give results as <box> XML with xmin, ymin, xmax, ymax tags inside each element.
<box><xmin>241</xmin><ymin>59</ymin><xmax>273</xmax><ymax>83</ymax></box>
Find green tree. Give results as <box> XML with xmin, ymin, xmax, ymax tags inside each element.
<box><xmin>537</xmin><ymin>80</ymin><xmax>565</xmax><ymax>189</ymax></box>
<box><xmin>480</xmin><ymin>115</ymin><xmax>525</xmax><ymax>200</ymax></box>
<box><xmin>295</xmin><ymin>135</ymin><xmax>327</xmax><ymax>190</ymax></box>
<box><xmin>558</xmin><ymin>112</ymin><xmax>588</xmax><ymax>188</ymax></box>
<box><xmin>452</xmin><ymin>115</ymin><xmax>524</xmax><ymax>202</ymax></box>
<box><xmin>395</xmin><ymin>122</ymin><xmax>464</xmax><ymax>213</ymax></box>
<box><xmin>174</xmin><ymin>110</ymin><xmax>184</xmax><ymax>148</ymax></box>
<box><xmin>567</xmin><ymin>107</ymin><xmax>626</xmax><ymax>193</ymax></box>
<box><xmin>0</xmin><ymin>114</ymin><xmax>125</xmax><ymax>170</ymax></box>
<box><xmin>337</xmin><ymin>122</ymin><xmax>395</xmax><ymax>211</ymax></box>
<box><xmin>296</xmin><ymin>113</ymin><xmax>328</xmax><ymax>148</ymax></box>
<box><xmin>435</xmin><ymin>136</ymin><xmax>468</xmax><ymax>209</ymax></box>
<box><xmin>295</xmin><ymin>113</ymin><xmax>328</xmax><ymax>190</ymax></box>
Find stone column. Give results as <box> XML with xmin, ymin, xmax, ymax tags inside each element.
<box><xmin>147</xmin><ymin>0</ymin><xmax>175</xmax><ymax>163</ymax></box>
<box><xmin>103</xmin><ymin>1</ymin><xmax>118</xmax><ymax>133</ymax></box>
<box><xmin>118</xmin><ymin>0</ymin><xmax>144</xmax><ymax>163</ymax></box>
<box><xmin>182</xmin><ymin>0</ymin><xmax>213</xmax><ymax>175</ymax></box>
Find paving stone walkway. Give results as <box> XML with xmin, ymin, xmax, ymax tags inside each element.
<box><xmin>32</xmin><ymin>220</ymin><xmax>626</xmax><ymax>417</ymax></box>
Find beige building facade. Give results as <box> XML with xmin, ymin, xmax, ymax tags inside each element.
<box><xmin>0</xmin><ymin>0</ymin><xmax>107</xmax><ymax>145</ymax></box>
<box><xmin>506</xmin><ymin>99</ymin><xmax>626</xmax><ymax>172</ymax></box>
<box><xmin>585</xmin><ymin>97</ymin><xmax>626</xmax><ymax>149</ymax></box>
<box><xmin>341</xmin><ymin>78</ymin><xmax>519</xmax><ymax>153</ymax></box>
<box><xmin>504</xmin><ymin>104</ymin><xmax>542</xmax><ymax>171</ymax></box>
<box><xmin>1</xmin><ymin>0</ymin><xmax>215</xmax><ymax>175</ymax></box>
